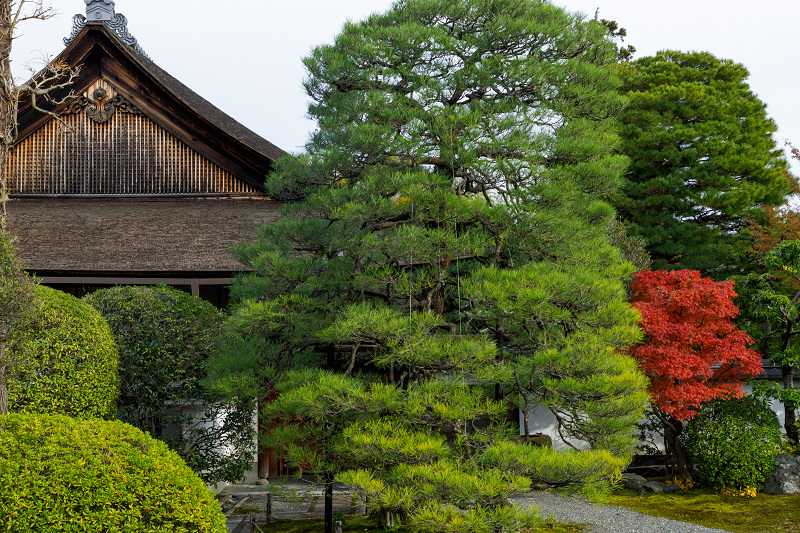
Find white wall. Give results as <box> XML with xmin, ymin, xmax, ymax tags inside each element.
<box><xmin>518</xmin><ymin>404</ymin><xmax>590</xmax><ymax>450</ymax></box>
<box><xmin>519</xmin><ymin>380</ymin><xmax>796</xmax><ymax>455</ymax></box>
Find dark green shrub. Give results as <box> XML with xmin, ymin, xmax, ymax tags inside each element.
<box><xmin>8</xmin><ymin>285</ymin><xmax>118</xmax><ymax>418</ymax></box>
<box><xmin>684</xmin><ymin>396</ymin><xmax>782</xmax><ymax>491</ymax></box>
<box><xmin>85</xmin><ymin>285</ymin><xmax>255</xmax><ymax>484</ymax></box>
<box><xmin>0</xmin><ymin>413</ymin><xmax>225</xmax><ymax>532</ymax></box>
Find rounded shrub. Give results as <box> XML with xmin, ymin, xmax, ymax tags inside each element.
<box><xmin>8</xmin><ymin>285</ymin><xmax>118</xmax><ymax>418</ymax></box>
<box><xmin>85</xmin><ymin>285</ymin><xmax>221</xmax><ymax>424</ymax></box>
<box><xmin>85</xmin><ymin>285</ymin><xmax>255</xmax><ymax>485</ymax></box>
<box><xmin>684</xmin><ymin>395</ymin><xmax>782</xmax><ymax>491</ymax></box>
<box><xmin>0</xmin><ymin>413</ymin><xmax>225</xmax><ymax>532</ymax></box>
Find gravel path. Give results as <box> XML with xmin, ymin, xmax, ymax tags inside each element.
<box><xmin>511</xmin><ymin>492</ymin><xmax>732</xmax><ymax>533</ymax></box>
<box><xmin>222</xmin><ymin>481</ymin><xmax>734</xmax><ymax>533</ymax></box>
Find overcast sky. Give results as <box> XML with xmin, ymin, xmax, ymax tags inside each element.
<box><xmin>10</xmin><ymin>0</ymin><xmax>799</xmax><ymax>173</ymax></box>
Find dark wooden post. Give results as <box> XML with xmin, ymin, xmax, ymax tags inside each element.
<box><xmin>324</xmin><ymin>476</ymin><xmax>334</xmax><ymax>533</ymax></box>
<box><xmin>257</xmin><ymin>397</ymin><xmax>269</xmax><ymax>479</ymax></box>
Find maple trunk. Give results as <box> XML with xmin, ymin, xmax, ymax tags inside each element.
<box><xmin>662</xmin><ymin>415</ymin><xmax>692</xmax><ymax>481</ymax></box>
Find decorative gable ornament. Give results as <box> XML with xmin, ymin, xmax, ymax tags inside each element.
<box><xmin>63</xmin><ymin>87</ymin><xmax>144</xmax><ymax>124</ymax></box>
<box><xmin>85</xmin><ymin>0</ymin><xmax>114</xmax><ymax>21</ymax></box>
<box><xmin>64</xmin><ymin>0</ymin><xmax>148</xmax><ymax>57</ymax></box>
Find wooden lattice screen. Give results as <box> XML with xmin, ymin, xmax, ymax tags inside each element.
<box><xmin>6</xmin><ymin>79</ymin><xmax>259</xmax><ymax>196</ymax></box>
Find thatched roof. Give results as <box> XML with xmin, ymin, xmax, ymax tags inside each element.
<box><xmin>130</xmin><ymin>44</ymin><xmax>286</xmax><ymax>164</ymax></box>
<box><xmin>759</xmin><ymin>360</ymin><xmax>800</xmax><ymax>381</ymax></box>
<box><xmin>5</xmin><ymin>198</ymin><xmax>281</xmax><ymax>274</ymax></box>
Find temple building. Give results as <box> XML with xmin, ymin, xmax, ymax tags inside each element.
<box><xmin>4</xmin><ymin>0</ymin><xmax>284</xmax><ymax>308</ymax></box>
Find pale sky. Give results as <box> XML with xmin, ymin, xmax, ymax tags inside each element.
<box><xmin>10</xmin><ymin>0</ymin><xmax>799</xmax><ymax>173</ymax></box>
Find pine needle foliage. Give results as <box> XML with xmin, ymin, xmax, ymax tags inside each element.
<box><xmin>215</xmin><ymin>1</ymin><xmax>649</xmax><ymax>530</ymax></box>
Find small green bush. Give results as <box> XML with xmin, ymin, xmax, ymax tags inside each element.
<box><xmin>0</xmin><ymin>413</ymin><xmax>226</xmax><ymax>532</ymax></box>
<box><xmin>684</xmin><ymin>396</ymin><xmax>782</xmax><ymax>491</ymax></box>
<box><xmin>8</xmin><ymin>286</ymin><xmax>118</xmax><ymax>418</ymax></box>
<box><xmin>85</xmin><ymin>285</ymin><xmax>255</xmax><ymax>484</ymax></box>
<box><xmin>85</xmin><ymin>285</ymin><xmax>221</xmax><ymax>426</ymax></box>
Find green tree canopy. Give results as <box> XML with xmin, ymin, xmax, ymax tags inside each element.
<box><xmin>615</xmin><ymin>50</ymin><xmax>793</xmax><ymax>275</ymax></box>
<box><xmin>214</xmin><ymin>0</ymin><xmax>648</xmax><ymax>529</ymax></box>
<box><xmin>734</xmin><ymin>238</ymin><xmax>800</xmax><ymax>445</ymax></box>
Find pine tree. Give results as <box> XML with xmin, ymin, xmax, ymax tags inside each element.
<box><xmin>212</xmin><ymin>1</ymin><xmax>648</xmax><ymax>530</ymax></box>
<box><xmin>615</xmin><ymin>50</ymin><xmax>792</xmax><ymax>276</ymax></box>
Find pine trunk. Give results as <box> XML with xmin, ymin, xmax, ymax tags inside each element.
<box><xmin>495</xmin><ymin>319</ymin><xmax>504</xmax><ymax>402</ymax></box>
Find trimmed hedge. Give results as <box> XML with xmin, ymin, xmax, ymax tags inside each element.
<box><xmin>0</xmin><ymin>414</ymin><xmax>226</xmax><ymax>532</ymax></box>
<box><xmin>84</xmin><ymin>285</ymin><xmax>221</xmax><ymax>423</ymax></box>
<box><xmin>684</xmin><ymin>396</ymin><xmax>783</xmax><ymax>491</ymax></box>
<box><xmin>8</xmin><ymin>286</ymin><xmax>118</xmax><ymax>418</ymax></box>
<box><xmin>85</xmin><ymin>285</ymin><xmax>255</xmax><ymax>485</ymax></box>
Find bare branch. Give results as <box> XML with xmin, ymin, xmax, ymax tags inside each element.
<box><xmin>548</xmin><ymin>407</ymin><xmax>580</xmax><ymax>451</ymax></box>
<box><xmin>344</xmin><ymin>341</ymin><xmax>360</xmax><ymax>376</ymax></box>
<box><xmin>0</xmin><ymin>1</ymin><xmax>77</xmax><ymax>219</ymax></box>
<box><xmin>22</xmin><ymin>57</ymin><xmax>80</xmax><ymax>133</ymax></box>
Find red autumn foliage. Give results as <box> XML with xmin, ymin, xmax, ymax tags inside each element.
<box><xmin>630</xmin><ymin>270</ymin><xmax>763</xmax><ymax>421</ymax></box>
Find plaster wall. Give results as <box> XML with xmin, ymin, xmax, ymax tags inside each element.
<box><xmin>519</xmin><ymin>380</ymin><xmax>798</xmax><ymax>454</ymax></box>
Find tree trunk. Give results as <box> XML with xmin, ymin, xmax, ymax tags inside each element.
<box><xmin>759</xmin><ymin>319</ymin><xmax>770</xmax><ymax>358</ymax></box>
<box><xmin>380</xmin><ymin>509</ymin><xmax>400</xmax><ymax>528</ymax></box>
<box><xmin>661</xmin><ymin>413</ymin><xmax>692</xmax><ymax>482</ymax></box>
<box><xmin>495</xmin><ymin>319</ymin><xmax>504</xmax><ymax>402</ymax></box>
<box><xmin>783</xmin><ymin>364</ymin><xmax>799</xmax><ymax>444</ymax></box>
<box><xmin>0</xmin><ymin>1</ymin><xmax>15</xmax><ymax>166</ymax></box>
<box><xmin>0</xmin><ymin>1</ymin><xmax>19</xmax><ymax>228</ymax></box>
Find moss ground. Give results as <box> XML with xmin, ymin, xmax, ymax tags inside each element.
<box><xmin>607</xmin><ymin>488</ymin><xmax>800</xmax><ymax>533</ymax></box>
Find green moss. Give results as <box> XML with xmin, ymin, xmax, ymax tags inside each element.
<box><xmin>607</xmin><ymin>488</ymin><xmax>800</xmax><ymax>533</ymax></box>
<box><xmin>0</xmin><ymin>414</ymin><xmax>226</xmax><ymax>532</ymax></box>
<box><xmin>8</xmin><ymin>286</ymin><xmax>118</xmax><ymax>418</ymax></box>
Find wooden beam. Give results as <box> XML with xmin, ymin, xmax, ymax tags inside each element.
<box><xmin>38</xmin><ymin>276</ymin><xmax>231</xmax><ymax>286</ymax></box>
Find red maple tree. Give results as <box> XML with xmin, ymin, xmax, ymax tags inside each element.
<box><xmin>629</xmin><ymin>269</ymin><xmax>763</xmax><ymax>478</ymax></box>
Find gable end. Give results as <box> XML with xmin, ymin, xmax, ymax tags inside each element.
<box><xmin>7</xmin><ymin>79</ymin><xmax>262</xmax><ymax>197</ymax></box>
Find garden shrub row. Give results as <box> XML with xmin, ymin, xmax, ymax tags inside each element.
<box><xmin>85</xmin><ymin>285</ymin><xmax>256</xmax><ymax>485</ymax></box>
